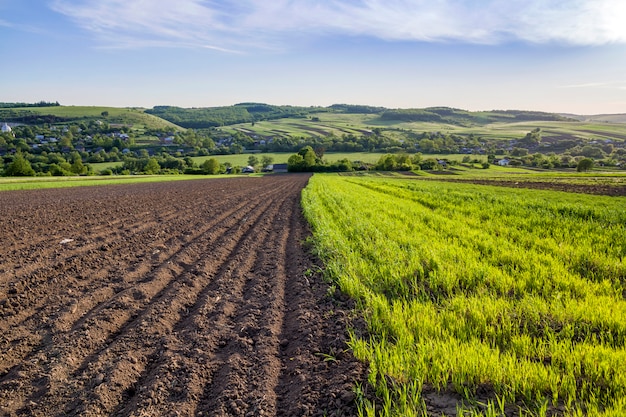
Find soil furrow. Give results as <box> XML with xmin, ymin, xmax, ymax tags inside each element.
<box><xmin>119</xmin><ymin>182</ymin><xmax>298</xmax><ymax>417</ymax></box>
<box><xmin>190</xmin><ymin>185</ymin><xmax>298</xmax><ymax>417</ymax></box>
<box><xmin>0</xmin><ymin>174</ymin><xmax>368</xmax><ymax>417</ymax></box>
<box><xmin>3</xmin><ymin>187</ymin><xmax>283</xmax><ymax>414</ymax></box>
<box><xmin>61</xmin><ymin>184</ymin><xmax>288</xmax><ymax>416</ymax></box>
<box><xmin>0</xmin><ymin>181</ymin><xmax>290</xmax><ymax>376</ymax></box>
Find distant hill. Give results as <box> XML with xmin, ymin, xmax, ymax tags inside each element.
<box><xmin>145</xmin><ymin>103</ymin><xmax>328</xmax><ymax>128</ymax></box>
<box><xmin>561</xmin><ymin>113</ymin><xmax>626</xmax><ymax>123</ymax></box>
<box><xmin>3</xmin><ymin>102</ymin><xmax>624</xmax><ymax>132</ymax></box>
<box><xmin>0</xmin><ymin>106</ymin><xmax>182</xmax><ymax>131</ymax></box>
<box><xmin>146</xmin><ymin>104</ymin><xmax>575</xmax><ymax>128</ymax></box>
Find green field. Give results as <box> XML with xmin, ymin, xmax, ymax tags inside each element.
<box><xmin>2</xmin><ymin>106</ymin><xmax>182</xmax><ymax>131</ymax></box>
<box><xmin>302</xmin><ymin>175</ymin><xmax>626</xmax><ymax>416</ymax></box>
<box><xmin>219</xmin><ymin>112</ymin><xmax>626</xmax><ymax>144</ymax></box>
<box><xmin>192</xmin><ymin>152</ymin><xmax>393</xmax><ymax>167</ymax></box>
<box><xmin>0</xmin><ymin>174</ymin><xmax>235</xmax><ymax>191</ymax></box>
<box><xmin>189</xmin><ymin>152</ymin><xmax>488</xmax><ymax>167</ymax></box>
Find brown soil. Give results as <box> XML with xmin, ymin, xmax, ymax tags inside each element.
<box><xmin>433</xmin><ymin>178</ymin><xmax>626</xmax><ymax>196</ymax></box>
<box><xmin>0</xmin><ymin>174</ymin><xmax>367</xmax><ymax>417</ymax></box>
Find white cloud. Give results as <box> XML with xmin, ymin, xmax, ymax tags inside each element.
<box><xmin>49</xmin><ymin>0</ymin><xmax>626</xmax><ymax>50</ymax></box>
<box><xmin>559</xmin><ymin>81</ymin><xmax>626</xmax><ymax>90</ymax></box>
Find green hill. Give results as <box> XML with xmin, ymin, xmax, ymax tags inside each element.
<box><xmin>0</xmin><ymin>106</ymin><xmax>182</xmax><ymax>131</ymax></box>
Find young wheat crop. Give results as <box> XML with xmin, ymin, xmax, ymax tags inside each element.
<box><xmin>302</xmin><ymin>175</ymin><xmax>626</xmax><ymax>416</ymax></box>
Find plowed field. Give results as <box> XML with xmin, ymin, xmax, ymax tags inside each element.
<box><xmin>0</xmin><ymin>174</ymin><xmax>365</xmax><ymax>417</ymax></box>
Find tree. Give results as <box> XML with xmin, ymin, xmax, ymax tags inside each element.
<box><xmin>5</xmin><ymin>153</ymin><xmax>35</xmax><ymax>176</ymax></box>
<box><xmin>302</xmin><ymin>148</ymin><xmax>316</xmax><ymax>168</ymax></box>
<box><xmin>60</xmin><ymin>132</ymin><xmax>73</xmax><ymax>148</ymax></box>
<box><xmin>201</xmin><ymin>158</ymin><xmax>221</xmax><ymax>174</ymax></box>
<box><xmin>419</xmin><ymin>139</ymin><xmax>435</xmax><ymax>153</ymax></box>
<box><xmin>577</xmin><ymin>158</ymin><xmax>594</xmax><ymax>172</ymax></box>
<box><xmin>375</xmin><ymin>154</ymin><xmax>397</xmax><ymax>171</ymax></box>
<box><xmin>287</xmin><ymin>154</ymin><xmax>304</xmax><ymax>172</ymax></box>
<box><xmin>70</xmin><ymin>152</ymin><xmax>87</xmax><ymax>174</ymax></box>
<box><xmin>261</xmin><ymin>155</ymin><xmax>274</xmax><ymax>168</ymax></box>
<box><xmin>144</xmin><ymin>157</ymin><xmax>161</xmax><ymax>174</ymax></box>
<box><xmin>520</xmin><ymin>128</ymin><xmax>542</xmax><ymax>147</ymax></box>
<box><xmin>247</xmin><ymin>155</ymin><xmax>259</xmax><ymax>167</ymax></box>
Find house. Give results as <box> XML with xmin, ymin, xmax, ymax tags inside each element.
<box><xmin>1</xmin><ymin>123</ymin><xmax>12</xmax><ymax>134</ymax></box>
<box><xmin>272</xmin><ymin>163</ymin><xmax>288</xmax><ymax>173</ymax></box>
<box><xmin>498</xmin><ymin>158</ymin><xmax>510</xmax><ymax>166</ymax></box>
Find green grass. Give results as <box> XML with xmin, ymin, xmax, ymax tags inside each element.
<box><xmin>88</xmin><ymin>161</ymin><xmax>126</xmax><ymax>172</ymax></box>
<box><xmin>193</xmin><ymin>152</ymin><xmax>393</xmax><ymax>166</ymax></box>
<box><xmin>7</xmin><ymin>106</ymin><xmax>182</xmax><ymax>131</ymax></box>
<box><xmin>189</xmin><ymin>152</ymin><xmax>489</xmax><ymax>167</ymax></box>
<box><xmin>92</xmin><ymin>152</ymin><xmax>462</xmax><ymax>172</ymax></box>
<box><xmin>191</xmin><ymin>153</ymin><xmax>293</xmax><ymax>166</ymax></box>
<box><xmin>218</xmin><ymin>112</ymin><xmax>626</xmax><ymax>144</ymax></box>
<box><xmin>220</xmin><ymin>116</ymin><xmax>369</xmax><ymax>139</ymax></box>
<box><xmin>302</xmin><ymin>174</ymin><xmax>626</xmax><ymax>416</ymax></box>
<box><xmin>446</xmin><ymin>165</ymin><xmax>626</xmax><ymax>184</ymax></box>
<box><xmin>0</xmin><ymin>174</ymin><xmax>235</xmax><ymax>191</ymax></box>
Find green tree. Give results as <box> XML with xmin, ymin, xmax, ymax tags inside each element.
<box><xmin>70</xmin><ymin>152</ymin><xmax>87</xmax><ymax>175</ymax></box>
<box><xmin>287</xmin><ymin>154</ymin><xmax>304</xmax><ymax>172</ymax></box>
<box><xmin>376</xmin><ymin>154</ymin><xmax>397</xmax><ymax>171</ymax></box>
<box><xmin>520</xmin><ymin>128</ymin><xmax>542</xmax><ymax>147</ymax></box>
<box><xmin>577</xmin><ymin>158</ymin><xmax>594</xmax><ymax>172</ymax></box>
<box><xmin>5</xmin><ymin>153</ymin><xmax>35</xmax><ymax>176</ymax></box>
<box><xmin>70</xmin><ymin>157</ymin><xmax>86</xmax><ymax>174</ymax></box>
<box><xmin>261</xmin><ymin>155</ymin><xmax>274</xmax><ymax>168</ymax></box>
<box><xmin>302</xmin><ymin>149</ymin><xmax>316</xmax><ymax>168</ymax></box>
<box><xmin>60</xmin><ymin>131</ymin><xmax>73</xmax><ymax>148</ymax></box>
<box><xmin>419</xmin><ymin>139</ymin><xmax>435</xmax><ymax>153</ymax></box>
<box><xmin>247</xmin><ymin>155</ymin><xmax>259</xmax><ymax>167</ymax></box>
<box><xmin>144</xmin><ymin>157</ymin><xmax>161</xmax><ymax>174</ymax></box>
<box><xmin>201</xmin><ymin>158</ymin><xmax>221</xmax><ymax>174</ymax></box>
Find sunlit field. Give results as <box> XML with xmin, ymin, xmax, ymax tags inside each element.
<box><xmin>303</xmin><ymin>175</ymin><xmax>626</xmax><ymax>416</ymax></box>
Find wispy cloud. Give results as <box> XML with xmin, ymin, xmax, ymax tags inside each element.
<box><xmin>560</xmin><ymin>81</ymin><xmax>626</xmax><ymax>89</ymax></box>
<box><xmin>49</xmin><ymin>0</ymin><xmax>626</xmax><ymax>51</ymax></box>
<box><xmin>0</xmin><ymin>16</ymin><xmax>55</xmax><ymax>36</ymax></box>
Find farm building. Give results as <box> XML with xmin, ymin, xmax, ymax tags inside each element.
<box><xmin>272</xmin><ymin>163</ymin><xmax>288</xmax><ymax>173</ymax></box>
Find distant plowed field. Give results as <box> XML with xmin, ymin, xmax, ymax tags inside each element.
<box><xmin>0</xmin><ymin>175</ymin><xmax>364</xmax><ymax>417</ymax></box>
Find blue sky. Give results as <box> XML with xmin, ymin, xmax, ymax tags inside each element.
<box><xmin>1</xmin><ymin>0</ymin><xmax>625</xmax><ymax>114</ymax></box>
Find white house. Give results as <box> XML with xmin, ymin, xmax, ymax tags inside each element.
<box><xmin>1</xmin><ymin>123</ymin><xmax>12</xmax><ymax>133</ymax></box>
<box><xmin>498</xmin><ymin>158</ymin><xmax>510</xmax><ymax>166</ymax></box>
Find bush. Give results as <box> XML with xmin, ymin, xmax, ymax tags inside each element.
<box><xmin>5</xmin><ymin>153</ymin><xmax>35</xmax><ymax>176</ymax></box>
<box><xmin>201</xmin><ymin>158</ymin><xmax>221</xmax><ymax>174</ymax></box>
<box><xmin>577</xmin><ymin>158</ymin><xmax>594</xmax><ymax>172</ymax></box>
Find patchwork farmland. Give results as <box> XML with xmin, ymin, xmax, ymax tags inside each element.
<box><xmin>1</xmin><ymin>171</ymin><xmax>625</xmax><ymax>416</ymax></box>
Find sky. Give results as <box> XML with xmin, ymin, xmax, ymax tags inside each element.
<box><xmin>1</xmin><ymin>0</ymin><xmax>626</xmax><ymax>114</ymax></box>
